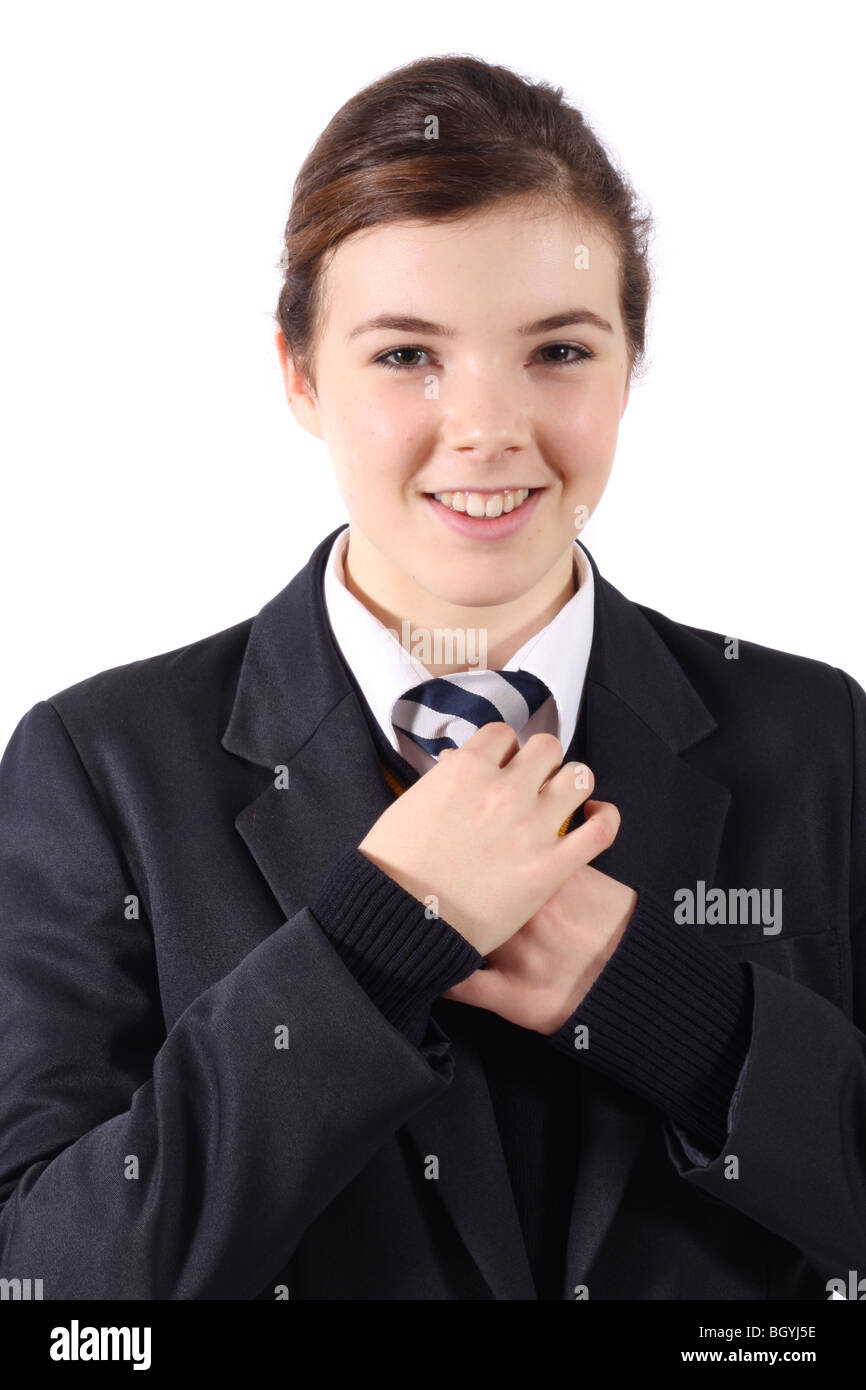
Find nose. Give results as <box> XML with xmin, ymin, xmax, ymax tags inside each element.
<box><xmin>439</xmin><ymin>370</ymin><xmax>531</xmax><ymax>462</ymax></box>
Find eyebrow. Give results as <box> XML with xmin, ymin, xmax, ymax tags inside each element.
<box><xmin>345</xmin><ymin>308</ymin><xmax>615</xmax><ymax>342</ymax></box>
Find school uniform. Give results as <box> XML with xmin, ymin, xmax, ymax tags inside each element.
<box><xmin>0</xmin><ymin>522</ymin><xmax>864</xmax><ymax>1299</ymax></box>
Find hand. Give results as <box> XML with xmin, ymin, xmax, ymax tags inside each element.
<box><xmin>358</xmin><ymin>723</ymin><xmax>618</xmax><ymax>956</ymax></box>
<box><xmin>441</xmin><ymin>803</ymin><xmax>638</xmax><ymax>1034</ymax></box>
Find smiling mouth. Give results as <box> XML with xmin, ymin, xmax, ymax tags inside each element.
<box><xmin>427</xmin><ymin>487</ymin><xmax>539</xmax><ymax>517</ymax></box>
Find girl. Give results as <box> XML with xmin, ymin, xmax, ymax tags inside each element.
<box><xmin>0</xmin><ymin>53</ymin><xmax>863</xmax><ymax>1301</ymax></box>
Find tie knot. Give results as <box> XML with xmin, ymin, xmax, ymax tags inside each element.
<box><xmin>391</xmin><ymin>669</ymin><xmax>551</xmax><ymax>758</ymax></box>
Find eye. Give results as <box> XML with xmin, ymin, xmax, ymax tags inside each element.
<box><xmin>373</xmin><ymin>341</ymin><xmax>596</xmax><ymax>372</ymax></box>
<box><xmin>375</xmin><ymin>346</ymin><xmax>432</xmax><ymax>372</ymax></box>
<box><xmin>537</xmin><ymin>342</ymin><xmax>595</xmax><ymax>367</ymax></box>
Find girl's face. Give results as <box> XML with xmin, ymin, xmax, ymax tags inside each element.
<box><xmin>278</xmin><ymin>197</ymin><xmax>631</xmax><ymax>612</ymax></box>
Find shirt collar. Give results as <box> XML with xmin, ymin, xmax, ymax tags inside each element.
<box><xmin>322</xmin><ymin>525</ymin><xmax>595</xmax><ymax>760</ymax></box>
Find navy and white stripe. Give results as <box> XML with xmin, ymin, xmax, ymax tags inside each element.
<box><xmin>391</xmin><ymin>669</ymin><xmax>552</xmax><ymax>757</ymax></box>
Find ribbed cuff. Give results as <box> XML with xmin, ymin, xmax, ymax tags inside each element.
<box><xmin>312</xmin><ymin>847</ymin><xmax>484</xmax><ymax>1047</ymax></box>
<box><xmin>549</xmin><ymin>886</ymin><xmax>753</xmax><ymax>1153</ymax></box>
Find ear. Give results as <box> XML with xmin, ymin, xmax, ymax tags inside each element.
<box><xmin>274</xmin><ymin>330</ymin><xmax>324</xmax><ymax>440</ymax></box>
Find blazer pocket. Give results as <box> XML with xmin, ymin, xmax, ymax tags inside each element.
<box><xmin>698</xmin><ymin>926</ymin><xmax>845</xmax><ymax>1013</ymax></box>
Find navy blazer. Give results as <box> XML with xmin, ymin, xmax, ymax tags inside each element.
<box><xmin>0</xmin><ymin>524</ymin><xmax>864</xmax><ymax>1299</ymax></box>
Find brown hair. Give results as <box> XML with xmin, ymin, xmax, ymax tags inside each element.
<box><xmin>275</xmin><ymin>53</ymin><xmax>653</xmax><ymax>395</ymax></box>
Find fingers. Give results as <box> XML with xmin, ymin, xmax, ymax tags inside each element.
<box><xmin>449</xmin><ymin>721</ymin><xmax>520</xmax><ymax>767</ymax></box>
<box><xmin>503</xmin><ymin>731</ymin><xmax>565</xmax><ymax>789</ymax></box>
<box><xmin>540</xmin><ymin>757</ymin><xmax>594</xmax><ymax>806</ymax></box>
<box><xmin>559</xmin><ymin>798</ymin><xmax>621</xmax><ymax>867</ymax></box>
<box><xmin>457</xmin><ymin>725</ymin><xmax>567</xmax><ymax>781</ymax></box>
<box><xmin>536</xmin><ymin>758</ymin><xmax>595</xmax><ymax>838</ymax></box>
<box><xmin>441</xmin><ymin>728</ymin><xmax>595</xmax><ymax>829</ymax></box>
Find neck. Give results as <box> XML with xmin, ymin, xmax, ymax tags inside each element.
<box><xmin>342</xmin><ymin>533</ymin><xmax>576</xmax><ymax>677</ymax></box>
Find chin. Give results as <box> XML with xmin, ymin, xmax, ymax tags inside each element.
<box><xmin>428</xmin><ymin>576</ymin><xmax>532</xmax><ymax>609</ymax></box>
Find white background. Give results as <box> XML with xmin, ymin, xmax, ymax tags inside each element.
<box><xmin>2</xmin><ymin>0</ymin><xmax>864</xmax><ymax>748</ymax></box>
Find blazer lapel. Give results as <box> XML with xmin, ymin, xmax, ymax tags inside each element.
<box><xmin>562</xmin><ymin>547</ymin><xmax>732</xmax><ymax>1295</ymax></box>
<box><xmin>219</xmin><ymin>525</ymin><xmax>535</xmax><ymax>1300</ymax></box>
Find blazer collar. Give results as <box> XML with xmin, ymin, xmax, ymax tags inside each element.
<box><xmin>220</xmin><ymin>524</ymin><xmax>731</xmax><ymax>1300</ymax></box>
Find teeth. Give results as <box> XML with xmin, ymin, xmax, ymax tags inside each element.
<box><xmin>432</xmin><ymin>487</ymin><xmax>532</xmax><ymax>516</ymax></box>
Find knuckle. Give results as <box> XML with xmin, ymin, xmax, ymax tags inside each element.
<box><xmin>526</xmin><ymin>731</ymin><xmax>563</xmax><ymax>758</ymax></box>
<box><xmin>473</xmin><ymin>721</ymin><xmax>517</xmax><ymax>750</ymax></box>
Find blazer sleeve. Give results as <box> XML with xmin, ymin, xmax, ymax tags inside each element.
<box><xmin>0</xmin><ymin>698</ymin><xmax>456</xmax><ymax>1300</ymax></box>
<box><xmin>661</xmin><ymin>666</ymin><xmax>866</xmax><ymax>1280</ymax></box>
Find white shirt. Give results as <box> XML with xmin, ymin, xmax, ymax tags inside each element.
<box><xmin>322</xmin><ymin>526</ymin><xmax>595</xmax><ymax>777</ymax></box>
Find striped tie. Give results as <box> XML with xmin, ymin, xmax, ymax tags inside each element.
<box><xmin>391</xmin><ymin>669</ymin><xmax>552</xmax><ymax>758</ymax></box>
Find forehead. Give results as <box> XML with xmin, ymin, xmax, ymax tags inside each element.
<box><xmin>319</xmin><ymin>201</ymin><xmax>621</xmax><ymax>328</ymax></box>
